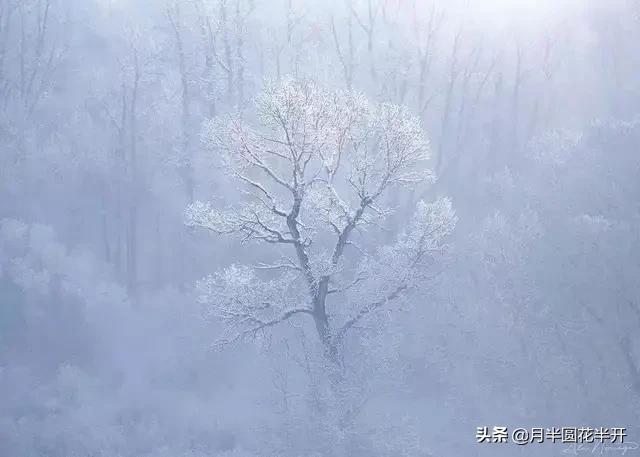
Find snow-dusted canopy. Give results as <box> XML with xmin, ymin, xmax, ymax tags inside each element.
<box><xmin>187</xmin><ymin>78</ymin><xmax>456</xmax><ymax>352</ymax></box>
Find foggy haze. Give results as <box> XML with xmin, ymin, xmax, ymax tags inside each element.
<box><xmin>1</xmin><ymin>0</ymin><xmax>639</xmax><ymax>456</ymax></box>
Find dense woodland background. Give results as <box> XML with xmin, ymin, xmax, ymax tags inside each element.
<box><xmin>1</xmin><ymin>0</ymin><xmax>640</xmax><ymax>456</ymax></box>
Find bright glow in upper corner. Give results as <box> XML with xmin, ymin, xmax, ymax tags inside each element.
<box><xmin>452</xmin><ymin>0</ymin><xmax>584</xmax><ymax>33</ymax></box>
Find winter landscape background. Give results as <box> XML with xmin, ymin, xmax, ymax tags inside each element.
<box><xmin>1</xmin><ymin>0</ymin><xmax>640</xmax><ymax>456</ymax></box>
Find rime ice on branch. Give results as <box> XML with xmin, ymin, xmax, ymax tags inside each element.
<box><xmin>186</xmin><ymin>77</ymin><xmax>456</xmax><ymax>357</ymax></box>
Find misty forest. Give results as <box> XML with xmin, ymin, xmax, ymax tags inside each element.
<box><xmin>1</xmin><ymin>0</ymin><xmax>640</xmax><ymax>456</ymax></box>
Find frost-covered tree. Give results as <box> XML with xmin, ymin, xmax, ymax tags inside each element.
<box><xmin>186</xmin><ymin>78</ymin><xmax>456</xmax><ymax>364</ymax></box>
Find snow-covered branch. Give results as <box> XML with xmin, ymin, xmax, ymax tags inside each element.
<box><xmin>198</xmin><ymin>264</ymin><xmax>311</xmax><ymax>346</ymax></box>
<box><xmin>333</xmin><ymin>197</ymin><xmax>457</xmax><ymax>342</ymax></box>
